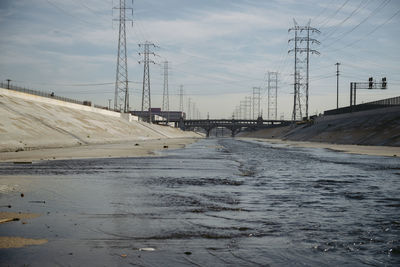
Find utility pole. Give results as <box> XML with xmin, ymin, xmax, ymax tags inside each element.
<box><xmin>138</xmin><ymin>41</ymin><xmax>156</xmax><ymax>122</ymax></box>
<box><xmin>289</xmin><ymin>19</ymin><xmax>320</xmax><ymax>121</ymax></box>
<box><xmin>335</xmin><ymin>62</ymin><xmax>340</xmax><ymax>109</ymax></box>
<box><xmin>252</xmin><ymin>87</ymin><xmax>261</xmax><ymax>119</ymax></box>
<box><xmin>267</xmin><ymin>72</ymin><xmax>278</xmax><ymax>120</ymax></box>
<box><xmin>162</xmin><ymin>61</ymin><xmax>170</xmax><ymax>123</ymax></box>
<box><xmin>113</xmin><ymin>0</ymin><xmax>133</xmax><ymax>113</ymax></box>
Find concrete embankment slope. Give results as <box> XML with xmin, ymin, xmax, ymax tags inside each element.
<box><xmin>241</xmin><ymin>106</ymin><xmax>400</xmax><ymax>146</ymax></box>
<box><xmin>0</xmin><ymin>88</ymin><xmax>200</xmax><ymax>153</ymax></box>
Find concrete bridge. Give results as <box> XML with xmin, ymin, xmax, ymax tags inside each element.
<box><xmin>154</xmin><ymin>117</ymin><xmax>293</xmax><ymax>137</ymax></box>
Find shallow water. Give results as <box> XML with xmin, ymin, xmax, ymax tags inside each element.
<box><xmin>0</xmin><ymin>138</ymin><xmax>399</xmax><ymax>266</ymax></box>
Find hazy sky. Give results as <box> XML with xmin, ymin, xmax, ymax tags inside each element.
<box><xmin>1</xmin><ymin>0</ymin><xmax>399</xmax><ymax>119</ymax></box>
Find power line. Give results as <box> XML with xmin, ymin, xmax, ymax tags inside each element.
<box><xmin>319</xmin><ymin>0</ymin><xmax>351</xmax><ymax>28</ymax></box>
<box><xmin>322</xmin><ymin>0</ymin><xmax>391</xmax><ymax>49</ymax></box>
<box><xmin>325</xmin><ymin>7</ymin><xmax>400</xmax><ymax>53</ymax></box>
<box><xmin>311</xmin><ymin>0</ymin><xmax>340</xmax><ymax>24</ymax></box>
<box><xmin>320</xmin><ymin>0</ymin><xmax>371</xmax><ymax>41</ymax></box>
<box><xmin>45</xmin><ymin>0</ymin><xmax>94</xmax><ymax>26</ymax></box>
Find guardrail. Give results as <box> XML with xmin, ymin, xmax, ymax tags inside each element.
<box><xmin>0</xmin><ymin>82</ymin><xmax>117</xmax><ymax>112</ymax></box>
<box><xmin>324</xmin><ymin>96</ymin><xmax>400</xmax><ymax>116</ymax></box>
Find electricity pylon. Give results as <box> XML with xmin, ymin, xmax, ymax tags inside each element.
<box><xmin>179</xmin><ymin>85</ymin><xmax>184</xmax><ymax>113</ymax></box>
<box><xmin>289</xmin><ymin>19</ymin><xmax>320</xmax><ymax>121</ymax></box>
<box><xmin>267</xmin><ymin>72</ymin><xmax>278</xmax><ymax>120</ymax></box>
<box><xmin>138</xmin><ymin>41</ymin><xmax>156</xmax><ymax>122</ymax></box>
<box><xmin>252</xmin><ymin>87</ymin><xmax>261</xmax><ymax>119</ymax></box>
<box><xmin>113</xmin><ymin>0</ymin><xmax>133</xmax><ymax>112</ymax></box>
<box><xmin>245</xmin><ymin>96</ymin><xmax>252</xmax><ymax>119</ymax></box>
<box><xmin>187</xmin><ymin>97</ymin><xmax>191</xmax><ymax>119</ymax></box>
<box><xmin>162</xmin><ymin>61</ymin><xmax>169</xmax><ymax>123</ymax></box>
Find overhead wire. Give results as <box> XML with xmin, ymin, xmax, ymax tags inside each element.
<box><xmin>321</xmin><ymin>0</ymin><xmax>392</xmax><ymax>49</ymax></box>
<box><xmin>325</xmin><ymin>7</ymin><xmax>400</xmax><ymax>53</ymax></box>
<box><xmin>318</xmin><ymin>0</ymin><xmax>351</xmax><ymax>28</ymax></box>
<box><xmin>311</xmin><ymin>0</ymin><xmax>339</xmax><ymax>24</ymax></box>
<box><xmin>320</xmin><ymin>0</ymin><xmax>371</xmax><ymax>41</ymax></box>
<box><xmin>45</xmin><ymin>0</ymin><xmax>95</xmax><ymax>26</ymax></box>
<box><xmin>15</xmin><ymin>1</ymin><xmax>398</xmax><ymax>114</ymax></box>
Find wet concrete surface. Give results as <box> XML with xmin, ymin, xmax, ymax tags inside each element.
<box><xmin>0</xmin><ymin>138</ymin><xmax>400</xmax><ymax>266</ymax></box>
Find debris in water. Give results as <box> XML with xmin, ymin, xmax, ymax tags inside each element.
<box><xmin>20</xmin><ymin>193</ymin><xmax>24</xmax><ymax>198</ymax></box>
<box><xmin>184</xmin><ymin>251</ymin><xmax>192</xmax><ymax>255</ymax></box>
<box><xmin>139</xmin><ymin>248</ymin><xmax>155</xmax><ymax>251</ymax></box>
<box><xmin>29</xmin><ymin>201</ymin><xmax>46</xmax><ymax>204</ymax></box>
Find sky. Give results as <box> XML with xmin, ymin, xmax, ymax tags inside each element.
<box><xmin>0</xmin><ymin>0</ymin><xmax>399</xmax><ymax>119</ymax></box>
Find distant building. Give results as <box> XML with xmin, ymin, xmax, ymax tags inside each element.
<box><xmin>131</xmin><ymin>108</ymin><xmax>186</xmax><ymax>122</ymax></box>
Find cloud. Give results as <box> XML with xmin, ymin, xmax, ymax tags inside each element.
<box><xmin>138</xmin><ymin>6</ymin><xmax>294</xmax><ymax>46</ymax></box>
<box><xmin>0</xmin><ymin>0</ymin><xmax>399</xmax><ymax>118</ymax></box>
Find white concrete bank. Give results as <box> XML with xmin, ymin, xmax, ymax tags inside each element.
<box><xmin>0</xmin><ymin>88</ymin><xmax>200</xmax><ymax>152</ymax></box>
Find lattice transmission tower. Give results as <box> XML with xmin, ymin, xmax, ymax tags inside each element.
<box><xmin>139</xmin><ymin>41</ymin><xmax>156</xmax><ymax>122</ymax></box>
<box><xmin>252</xmin><ymin>87</ymin><xmax>261</xmax><ymax>119</ymax></box>
<box><xmin>192</xmin><ymin>102</ymin><xmax>196</xmax><ymax>120</ymax></box>
<box><xmin>238</xmin><ymin>101</ymin><xmax>245</xmax><ymax>120</ymax></box>
<box><xmin>179</xmin><ymin>85</ymin><xmax>184</xmax><ymax>113</ymax></box>
<box><xmin>187</xmin><ymin>98</ymin><xmax>192</xmax><ymax>119</ymax></box>
<box><xmin>245</xmin><ymin>96</ymin><xmax>252</xmax><ymax>119</ymax></box>
<box><xmin>267</xmin><ymin>72</ymin><xmax>278</xmax><ymax>120</ymax></box>
<box><xmin>162</xmin><ymin>61</ymin><xmax>170</xmax><ymax>123</ymax></box>
<box><xmin>289</xmin><ymin>19</ymin><xmax>320</xmax><ymax>121</ymax></box>
<box><xmin>113</xmin><ymin>0</ymin><xmax>133</xmax><ymax>112</ymax></box>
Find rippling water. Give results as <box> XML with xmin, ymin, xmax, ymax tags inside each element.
<box><xmin>1</xmin><ymin>138</ymin><xmax>399</xmax><ymax>266</ymax></box>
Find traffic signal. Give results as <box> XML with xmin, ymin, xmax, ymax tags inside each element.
<box><xmin>382</xmin><ymin>77</ymin><xmax>387</xmax><ymax>89</ymax></box>
<box><xmin>368</xmin><ymin>77</ymin><xmax>373</xmax><ymax>89</ymax></box>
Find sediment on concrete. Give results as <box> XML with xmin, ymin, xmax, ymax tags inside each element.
<box><xmin>0</xmin><ymin>88</ymin><xmax>201</xmax><ymax>153</ymax></box>
<box><xmin>240</xmin><ymin>106</ymin><xmax>400</xmax><ymax>146</ymax></box>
